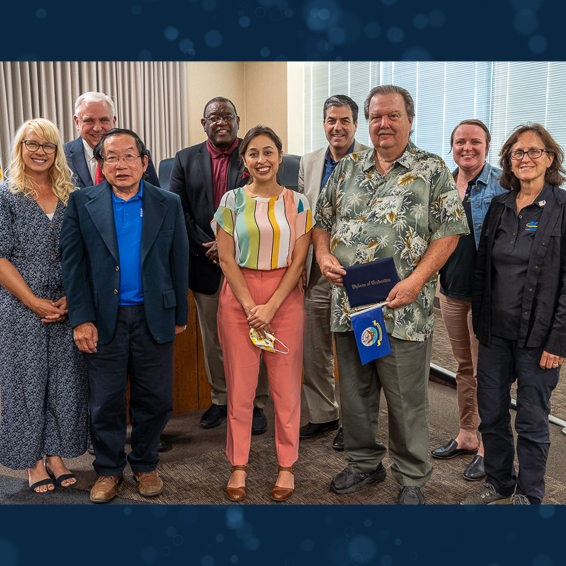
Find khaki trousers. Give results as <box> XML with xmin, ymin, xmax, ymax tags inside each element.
<box><xmin>335</xmin><ymin>332</ymin><xmax>433</xmax><ymax>487</ymax></box>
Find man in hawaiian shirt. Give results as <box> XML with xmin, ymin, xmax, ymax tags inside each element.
<box><xmin>313</xmin><ymin>85</ymin><xmax>469</xmax><ymax>505</ymax></box>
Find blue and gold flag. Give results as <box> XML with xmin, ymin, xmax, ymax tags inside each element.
<box><xmin>350</xmin><ymin>304</ymin><xmax>391</xmax><ymax>365</ymax></box>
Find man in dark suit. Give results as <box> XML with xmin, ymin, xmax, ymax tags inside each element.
<box><xmin>64</xmin><ymin>91</ymin><xmax>159</xmax><ymax>188</ymax></box>
<box><xmin>169</xmin><ymin>96</ymin><xmax>269</xmax><ymax>433</ymax></box>
<box><xmin>61</xmin><ymin>128</ymin><xmax>189</xmax><ymax>503</ymax></box>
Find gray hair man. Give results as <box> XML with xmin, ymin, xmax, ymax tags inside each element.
<box><xmin>313</xmin><ymin>85</ymin><xmax>469</xmax><ymax>505</ymax></box>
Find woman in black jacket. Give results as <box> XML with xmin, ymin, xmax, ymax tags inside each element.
<box><xmin>462</xmin><ymin>123</ymin><xmax>566</xmax><ymax>505</ymax></box>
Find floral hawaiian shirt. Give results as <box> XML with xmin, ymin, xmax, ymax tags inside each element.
<box><xmin>315</xmin><ymin>140</ymin><xmax>469</xmax><ymax>340</ymax></box>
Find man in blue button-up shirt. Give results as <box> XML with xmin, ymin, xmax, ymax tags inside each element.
<box><xmin>61</xmin><ymin>128</ymin><xmax>189</xmax><ymax>504</ymax></box>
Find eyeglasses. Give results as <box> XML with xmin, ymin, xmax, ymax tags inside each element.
<box><xmin>21</xmin><ymin>140</ymin><xmax>57</xmax><ymax>154</ymax></box>
<box><xmin>510</xmin><ymin>148</ymin><xmax>551</xmax><ymax>160</ymax></box>
<box><xmin>204</xmin><ymin>114</ymin><xmax>236</xmax><ymax>124</ymax></box>
<box><xmin>104</xmin><ymin>154</ymin><xmax>141</xmax><ymax>165</ymax></box>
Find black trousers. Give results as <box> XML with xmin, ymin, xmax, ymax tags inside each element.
<box><xmin>85</xmin><ymin>306</ymin><xmax>173</xmax><ymax>476</ymax></box>
<box><xmin>477</xmin><ymin>336</ymin><xmax>560</xmax><ymax>504</ymax></box>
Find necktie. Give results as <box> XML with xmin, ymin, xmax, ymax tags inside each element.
<box><xmin>94</xmin><ymin>161</ymin><xmax>104</xmax><ymax>185</ymax></box>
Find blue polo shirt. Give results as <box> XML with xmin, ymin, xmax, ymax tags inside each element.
<box><xmin>320</xmin><ymin>141</ymin><xmax>356</xmax><ymax>191</ymax></box>
<box><xmin>112</xmin><ymin>180</ymin><xmax>144</xmax><ymax>305</ymax></box>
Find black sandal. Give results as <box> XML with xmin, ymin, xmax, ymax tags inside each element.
<box><xmin>45</xmin><ymin>459</ymin><xmax>77</xmax><ymax>488</ymax></box>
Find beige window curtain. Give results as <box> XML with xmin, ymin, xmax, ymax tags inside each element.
<box><xmin>0</xmin><ymin>61</ymin><xmax>189</xmax><ymax>177</ymax></box>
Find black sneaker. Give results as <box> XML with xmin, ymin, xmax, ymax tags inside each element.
<box><xmin>330</xmin><ymin>464</ymin><xmax>386</xmax><ymax>494</ymax></box>
<box><xmin>513</xmin><ymin>494</ymin><xmax>532</xmax><ymax>505</ymax></box>
<box><xmin>200</xmin><ymin>404</ymin><xmax>227</xmax><ymax>429</ymax></box>
<box><xmin>251</xmin><ymin>407</ymin><xmax>268</xmax><ymax>435</ymax></box>
<box><xmin>399</xmin><ymin>486</ymin><xmax>425</xmax><ymax>505</ymax></box>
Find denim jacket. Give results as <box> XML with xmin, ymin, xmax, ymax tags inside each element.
<box><xmin>453</xmin><ymin>162</ymin><xmax>506</xmax><ymax>249</ymax></box>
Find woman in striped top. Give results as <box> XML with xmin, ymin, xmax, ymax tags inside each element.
<box><xmin>215</xmin><ymin>125</ymin><xmax>313</xmax><ymax>502</ymax></box>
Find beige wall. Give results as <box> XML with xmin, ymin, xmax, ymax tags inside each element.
<box><xmin>185</xmin><ymin>62</ymin><xmax>291</xmax><ymax>152</ymax></box>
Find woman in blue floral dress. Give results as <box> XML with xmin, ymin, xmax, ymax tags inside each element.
<box><xmin>0</xmin><ymin>118</ymin><xmax>88</xmax><ymax>493</ymax></box>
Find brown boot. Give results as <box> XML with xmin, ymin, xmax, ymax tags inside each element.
<box><xmin>90</xmin><ymin>475</ymin><xmax>123</xmax><ymax>503</ymax></box>
<box><xmin>133</xmin><ymin>470</ymin><xmax>164</xmax><ymax>497</ymax></box>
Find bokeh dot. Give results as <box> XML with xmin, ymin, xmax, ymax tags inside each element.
<box><xmin>161</xmin><ymin>547</ymin><xmax>171</xmax><ymax>556</ymax></box>
<box><xmin>528</xmin><ymin>34</ymin><xmax>547</xmax><ymax>53</ymax></box>
<box><xmin>428</xmin><ymin>9</ymin><xmax>445</xmax><ymax>28</ymax></box>
<box><xmin>131</xmin><ymin>4</ymin><xmax>142</xmax><ymax>15</ymax></box>
<box><xmin>151</xmin><ymin>506</ymin><xmax>168</xmax><ymax>518</ymax></box>
<box><xmin>244</xmin><ymin>536</ymin><xmax>260</xmax><ymax>550</ymax></box>
<box><xmin>381</xmin><ymin>555</ymin><xmax>393</xmax><ymax>566</ymax></box>
<box><xmin>336</xmin><ymin>55</ymin><xmax>343</xmax><ymax>61</ymax></box>
<box><xmin>328</xmin><ymin>27</ymin><xmax>346</xmax><ymax>45</ymax></box>
<box><xmin>36</xmin><ymin>8</ymin><xmax>47</xmax><ymax>18</ymax></box>
<box><xmin>216</xmin><ymin>534</ymin><xmax>225</xmax><ymax>542</ymax></box>
<box><xmin>533</xmin><ymin>554</ymin><xmax>554</xmax><ymax>566</ymax></box>
<box><xmin>345</xmin><ymin>527</ymin><xmax>355</xmax><ymax>538</ymax></box>
<box><xmin>413</xmin><ymin>14</ymin><xmax>428</xmax><ymax>29</ymax></box>
<box><xmin>410</xmin><ymin>552</ymin><xmax>418</xmax><ymax>561</ymax></box>
<box><xmin>350</xmin><ymin>536</ymin><xmax>376</xmax><ymax>562</ymax></box>
<box><xmin>301</xmin><ymin>539</ymin><xmax>314</xmax><ymax>552</ymax></box>
<box><xmin>256</xmin><ymin>7</ymin><xmax>266</xmax><ymax>17</ymax></box>
<box><xmin>513</xmin><ymin>10</ymin><xmax>538</xmax><ymax>35</ymax></box>
<box><xmin>230</xmin><ymin>556</ymin><xmax>238</xmax><ymax>564</ymax></box>
<box><xmin>202</xmin><ymin>555</ymin><xmax>214</xmax><ymax>566</ymax></box>
<box><xmin>239</xmin><ymin>16</ymin><xmax>251</xmax><ymax>27</ymax></box>
<box><xmin>364</xmin><ymin>520</ymin><xmax>372</xmax><ymax>527</ymax></box>
<box><xmin>351</xmin><ymin>554</ymin><xmax>363</xmax><ymax>565</ymax></box>
<box><xmin>139</xmin><ymin>50</ymin><xmax>152</xmax><ymax>61</ymax></box>
<box><xmin>164</xmin><ymin>26</ymin><xmax>179</xmax><ymax>41</ymax></box>
<box><xmin>270</xmin><ymin>9</ymin><xmax>282</xmax><ymax>21</ymax></box>
<box><xmin>260</xmin><ymin>47</ymin><xmax>271</xmax><ymax>57</ymax></box>
<box><xmin>387</xmin><ymin>26</ymin><xmax>404</xmax><ymax>43</ymax></box>
<box><xmin>0</xmin><ymin>540</ymin><xmax>19</xmax><ymax>566</ymax></box>
<box><xmin>204</xmin><ymin>30</ymin><xmax>223</xmax><ymax>48</ymax></box>
<box><xmin>285</xmin><ymin>8</ymin><xmax>293</xmax><ymax>16</ymax></box>
<box><xmin>202</xmin><ymin>0</ymin><xmax>216</xmax><ymax>11</ymax></box>
<box><xmin>124</xmin><ymin>507</ymin><xmax>132</xmax><ymax>515</ymax></box>
<box><xmin>166</xmin><ymin>526</ymin><xmax>177</xmax><ymax>537</ymax></box>
<box><xmin>141</xmin><ymin>547</ymin><xmax>158</xmax><ymax>564</ymax></box>
<box><xmin>539</xmin><ymin>505</ymin><xmax>556</xmax><ymax>518</ymax></box>
<box><xmin>364</xmin><ymin>22</ymin><xmax>381</xmax><ymax>39</ymax></box>
<box><xmin>394</xmin><ymin>539</ymin><xmax>401</xmax><ymax>545</ymax></box>
<box><xmin>179</xmin><ymin>38</ymin><xmax>194</xmax><ymax>51</ymax></box>
<box><xmin>173</xmin><ymin>535</ymin><xmax>184</xmax><ymax>546</ymax></box>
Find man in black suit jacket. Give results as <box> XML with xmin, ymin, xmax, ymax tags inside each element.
<box><xmin>169</xmin><ymin>97</ymin><xmax>269</xmax><ymax>432</ymax></box>
<box><xmin>64</xmin><ymin>92</ymin><xmax>159</xmax><ymax>188</ymax></box>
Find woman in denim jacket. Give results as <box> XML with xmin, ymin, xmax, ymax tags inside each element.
<box><xmin>432</xmin><ymin>120</ymin><xmax>505</xmax><ymax>481</ymax></box>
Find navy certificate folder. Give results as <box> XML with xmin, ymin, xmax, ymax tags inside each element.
<box><xmin>342</xmin><ymin>257</ymin><xmax>400</xmax><ymax>308</ymax></box>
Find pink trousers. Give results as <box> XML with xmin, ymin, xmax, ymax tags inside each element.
<box><xmin>439</xmin><ymin>293</ymin><xmax>480</xmax><ymax>432</ymax></box>
<box><xmin>218</xmin><ymin>268</ymin><xmax>304</xmax><ymax>467</ymax></box>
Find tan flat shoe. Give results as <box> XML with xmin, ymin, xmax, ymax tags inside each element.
<box><xmin>271</xmin><ymin>465</ymin><xmax>295</xmax><ymax>501</ymax></box>
<box><xmin>226</xmin><ymin>465</ymin><xmax>248</xmax><ymax>502</ymax></box>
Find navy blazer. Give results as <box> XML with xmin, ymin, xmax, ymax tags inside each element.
<box><xmin>60</xmin><ymin>181</ymin><xmax>189</xmax><ymax>345</ymax></box>
<box><xmin>168</xmin><ymin>139</ymin><xmax>247</xmax><ymax>295</ymax></box>
<box><xmin>64</xmin><ymin>137</ymin><xmax>160</xmax><ymax>188</ymax></box>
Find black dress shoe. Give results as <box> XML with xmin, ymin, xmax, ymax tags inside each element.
<box><xmin>431</xmin><ymin>439</ymin><xmax>478</xmax><ymax>459</ymax></box>
<box><xmin>251</xmin><ymin>407</ymin><xmax>268</xmax><ymax>435</ymax></box>
<box><xmin>399</xmin><ymin>486</ymin><xmax>425</xmax><ymax>505</ymax></box>
<box><xmin>299</xmin><ymin>419</ymin><xmax>339</xmax><ymax>438</ymax></box>
<box><xmin>463</xmin><ymin>455</ymin><xmax>486</xmax><ymax>481</ymax></box>
<box><xmin>200</xmin><ymin>404</ymin><xmax>227</xmax><ymax>429</ymax></box>
<box><xmin>332</xmin><ymin>427</ymin><xmax>344</xmax><ymax>451</ymax></box>
<box><xmin>330</xmin><ymin>464</ymin><xmax>386</xmax><ymax>494</ymax></box>
<box><xmin>157</xmin><ymin>437</ymin><xmax>172</xmax><ymax>452</ymax></box>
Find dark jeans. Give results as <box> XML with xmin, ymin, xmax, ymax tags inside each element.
<box><xmin>85</xmin><ymin>305</ymin><xmax>173</xmax><ymax>476</ymax></box>
<box><xmin>477</xmin><ymin>336</ymin><xmax>560</xmax><ymax>504</ymax></box>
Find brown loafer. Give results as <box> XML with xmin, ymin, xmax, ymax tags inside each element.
<box><xmin>90</xmin><ymin>475</ymin><xmax>123</xmax><ymax>503</ymax></box>
<box><xmin>272</xmin><ymin>465</ymin><xmax>295</xmax><ymax>501</ymax></box>
<box><xmin>133</xmin><ymin>470</ymin><xmax>164</xmax><ymax>497</ymax></box>
<box><xmin>226</xmin><ymin>465</ymin><xmax>248</xmax><ymax>502</ymax></box>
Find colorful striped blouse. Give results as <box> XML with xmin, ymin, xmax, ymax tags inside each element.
<box><xmin>214</xmin><ymin>185</ymin><xmax>313</xmax><ymax>270</ymax></box>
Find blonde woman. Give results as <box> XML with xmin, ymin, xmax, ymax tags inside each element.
<box><xmin>0</xmin><ymin>119</ymin><xmax>88</xmax><ymax>493</ymax></box>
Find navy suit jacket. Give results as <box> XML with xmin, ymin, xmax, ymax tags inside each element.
<box><xmin>64</xmin><ymin>137</ymin><xmax>160</xmax><ymax>188</ymax></box>
<box><xmin>168</xmin><ymin>139</ymin><xmax>247</xmax><ymax>295</ymax></box>
<box><xmin>60</xmin><ymin>181</ymin><xmax>189</xmax><ymax>344</ymax></box>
